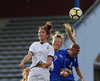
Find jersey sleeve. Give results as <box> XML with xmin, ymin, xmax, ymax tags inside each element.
<box><xmin>74</xmin><ymin>56</ymin><xmax>79</xmax><ymax>67</ymax></box>
<box><xmin>61</xmin><ymin>55</ymin><xmax>66</xmax><ymax>69</ymax></box>
<box><xmin>48</xmin><ymin>45</ymin><xmax>54</xmax><ymax>57</ymax></box>
<box><xmin>28</xmin><ymin>42</ymin><xmax>35</xmax><ymax>55</ymax></box>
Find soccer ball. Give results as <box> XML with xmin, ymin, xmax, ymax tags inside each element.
<box><xmin>69</xmin><ymin>7</ymin><xmax>83</xmax><ymax>20</ymax></box>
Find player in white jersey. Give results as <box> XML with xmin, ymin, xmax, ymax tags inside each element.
<box><xmin>19</xmin><ymin>21</ymin><xmax>54</xmax><ymax>81</ymax></box>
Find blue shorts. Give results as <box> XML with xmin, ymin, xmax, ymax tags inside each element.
<box><xmin>50</xmin><ymin>78</ymin><xmax>60</xmax><ymax>81</ymax></box>
<box><xmin>60</xmin><ymin>78</ymin><xmax>75</xmax><ymax>81</ymax></box>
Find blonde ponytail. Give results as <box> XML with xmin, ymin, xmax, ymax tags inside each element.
<box><xmin>64</xmin><ymin>23</ymin><xmax>76</xmax><ymax>44</ymax></box>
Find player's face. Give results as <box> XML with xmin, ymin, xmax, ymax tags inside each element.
<box><xmin>38</xmin><ymin>29</ymin><xmax>49</xmax><ymax>41</ymax></box>
<box><xmin>70</xmin><ymin>50</ymin><xmax>79</xmax><ymax>58</ymax></box>
<box><xmin>52</xmin><ymin>38</ymin><xmax>62</xmax><ymax>51</ymax></box>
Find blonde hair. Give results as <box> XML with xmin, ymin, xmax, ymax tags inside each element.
<box><xmin>52</xmin><ymin>31</ymin><xmax>64</xmax><ymax>45</ymax></box>
<box><xmin>64</xmin><ymin>23</ymin><xmax>80</xmax><ymax>50</ymax></box>
<box><xmin>21</xmin><ymin>67</ymin><xmax>29</xmax><ymax>81</ymax></box>
<box><xmin>64</xmin><ymin>23</ymin><xmax>76</xmax><ymax>44</ymax></box>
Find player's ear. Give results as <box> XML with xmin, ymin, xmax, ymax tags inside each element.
<box><xmin>46</xmin><ymin>34</ymin><xmax>49</xmax><ymax>38</ymax></box>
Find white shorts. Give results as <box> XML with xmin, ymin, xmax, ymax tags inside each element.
<box><xmin>28</xmin><ymin>67</ymin><xmax>50</xmax><ymax>81</ymax></box>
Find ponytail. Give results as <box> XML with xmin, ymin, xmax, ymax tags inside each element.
<box><xmin>64</xmin><ymin>23</ymin><xmax>76</xmax><ymax>44</ymax></box>
<box><xmin>64</xmin><ymin>23</ymin><xmax>80</xmax><ymax>50</ymax></box>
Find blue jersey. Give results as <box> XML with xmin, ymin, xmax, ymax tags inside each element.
<box><xmin>50</xmin><ymin>51</ymin><xmax>66</xmax><ymax>80</ymax></box>
<box><xmin>60</xmin><ymin>49</ymin><xmax>79</xmax><ymax>81</ymax></box>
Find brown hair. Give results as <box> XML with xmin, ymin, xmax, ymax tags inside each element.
<box><xmin>64</xmin><ymin>23</ymin><xmax>80</xmax><ymax>50</ymax></box>
<box><xmin>39</xmin><ymin>21</ymin><xmax>53</xmax><ymax>39</ymax></box>
<box><xmin>52</xmin><ymin>31</ymin><xmax>64</xmax><ymax>45</ymax></box>
<box><xmin>70</xmin><ymin>43</ymin><xmax>80</xmax><ymax>51</ymax></box>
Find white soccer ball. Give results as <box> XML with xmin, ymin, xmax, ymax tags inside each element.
<box><xmin>69</xmin><ymin>7</ymin><xmax>83</xmax><ymax>20</ymax></box>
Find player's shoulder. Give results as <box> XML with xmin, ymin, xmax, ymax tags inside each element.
<box><xmin>60</xmin><ymin>49</ymin><xmax>69</xmax><ymax>56</ymax></box>
<box><xmin>31</xmin><ymin>41</ymin><xmax>40</xmax><ymax>45</ymax></box>
<box><xmin>48</xmin><ymin>43</ymin><xmax>52</xmax><ymax>47</ymax></box>
<box><xmin>48</xmin><ymin>43</ymin><xmax>54</xmax><ymax>49</ymax></box>
<box><xmin>44</xmin><ymin>42</ymin><xmax>52</xmax><ymax>46</ymax></box>
<box><xmin>60</xmin><ymin>49</ymin><xmax>68</xmax><ymax>53</ymax></box>
<box><xmin>59</xmin><ymin>51</ymin><xmax>66</xmax><ymax>56</ymax></box>
<box><xmin>33</xmin><ymin>41</ymin><xmax>40</xmax><ymax>43</ymax></box>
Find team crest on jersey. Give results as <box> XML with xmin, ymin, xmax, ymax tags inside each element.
<box><xmin>59</xmin><ymin>54</ymin><xmax>63</xmax><ymax>58</ymax></box>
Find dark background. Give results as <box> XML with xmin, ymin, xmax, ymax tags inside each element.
<box><xmin>0</xmin><ymin>0</ymin><xmax>95</xmax><ymax>18</ymax></box>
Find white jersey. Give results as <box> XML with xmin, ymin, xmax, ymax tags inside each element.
<box><xmin>28</xmin><ymin>41</ymin><xmax>54</xmax><ymax>69</ymax></box>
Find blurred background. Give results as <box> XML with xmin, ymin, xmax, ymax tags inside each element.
<box><xmin>0</xmin><ymin>0</ymin><xmax>100</xmax><ymax>81</ymax></box>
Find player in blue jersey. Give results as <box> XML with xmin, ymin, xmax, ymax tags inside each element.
<box><xmin>50</xmin><ymin>31</ymin><xmax>71</xmax><ymax>81</ymax></box>
<box><xmin>60</xmin><ymin>23</ymin><xmax>85</xmax><ymax>81</ymax></box>
<box><xmin>60</xmin><ymin>44</ymin><xmax>81</xmax><ymax>81</ymax></box>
